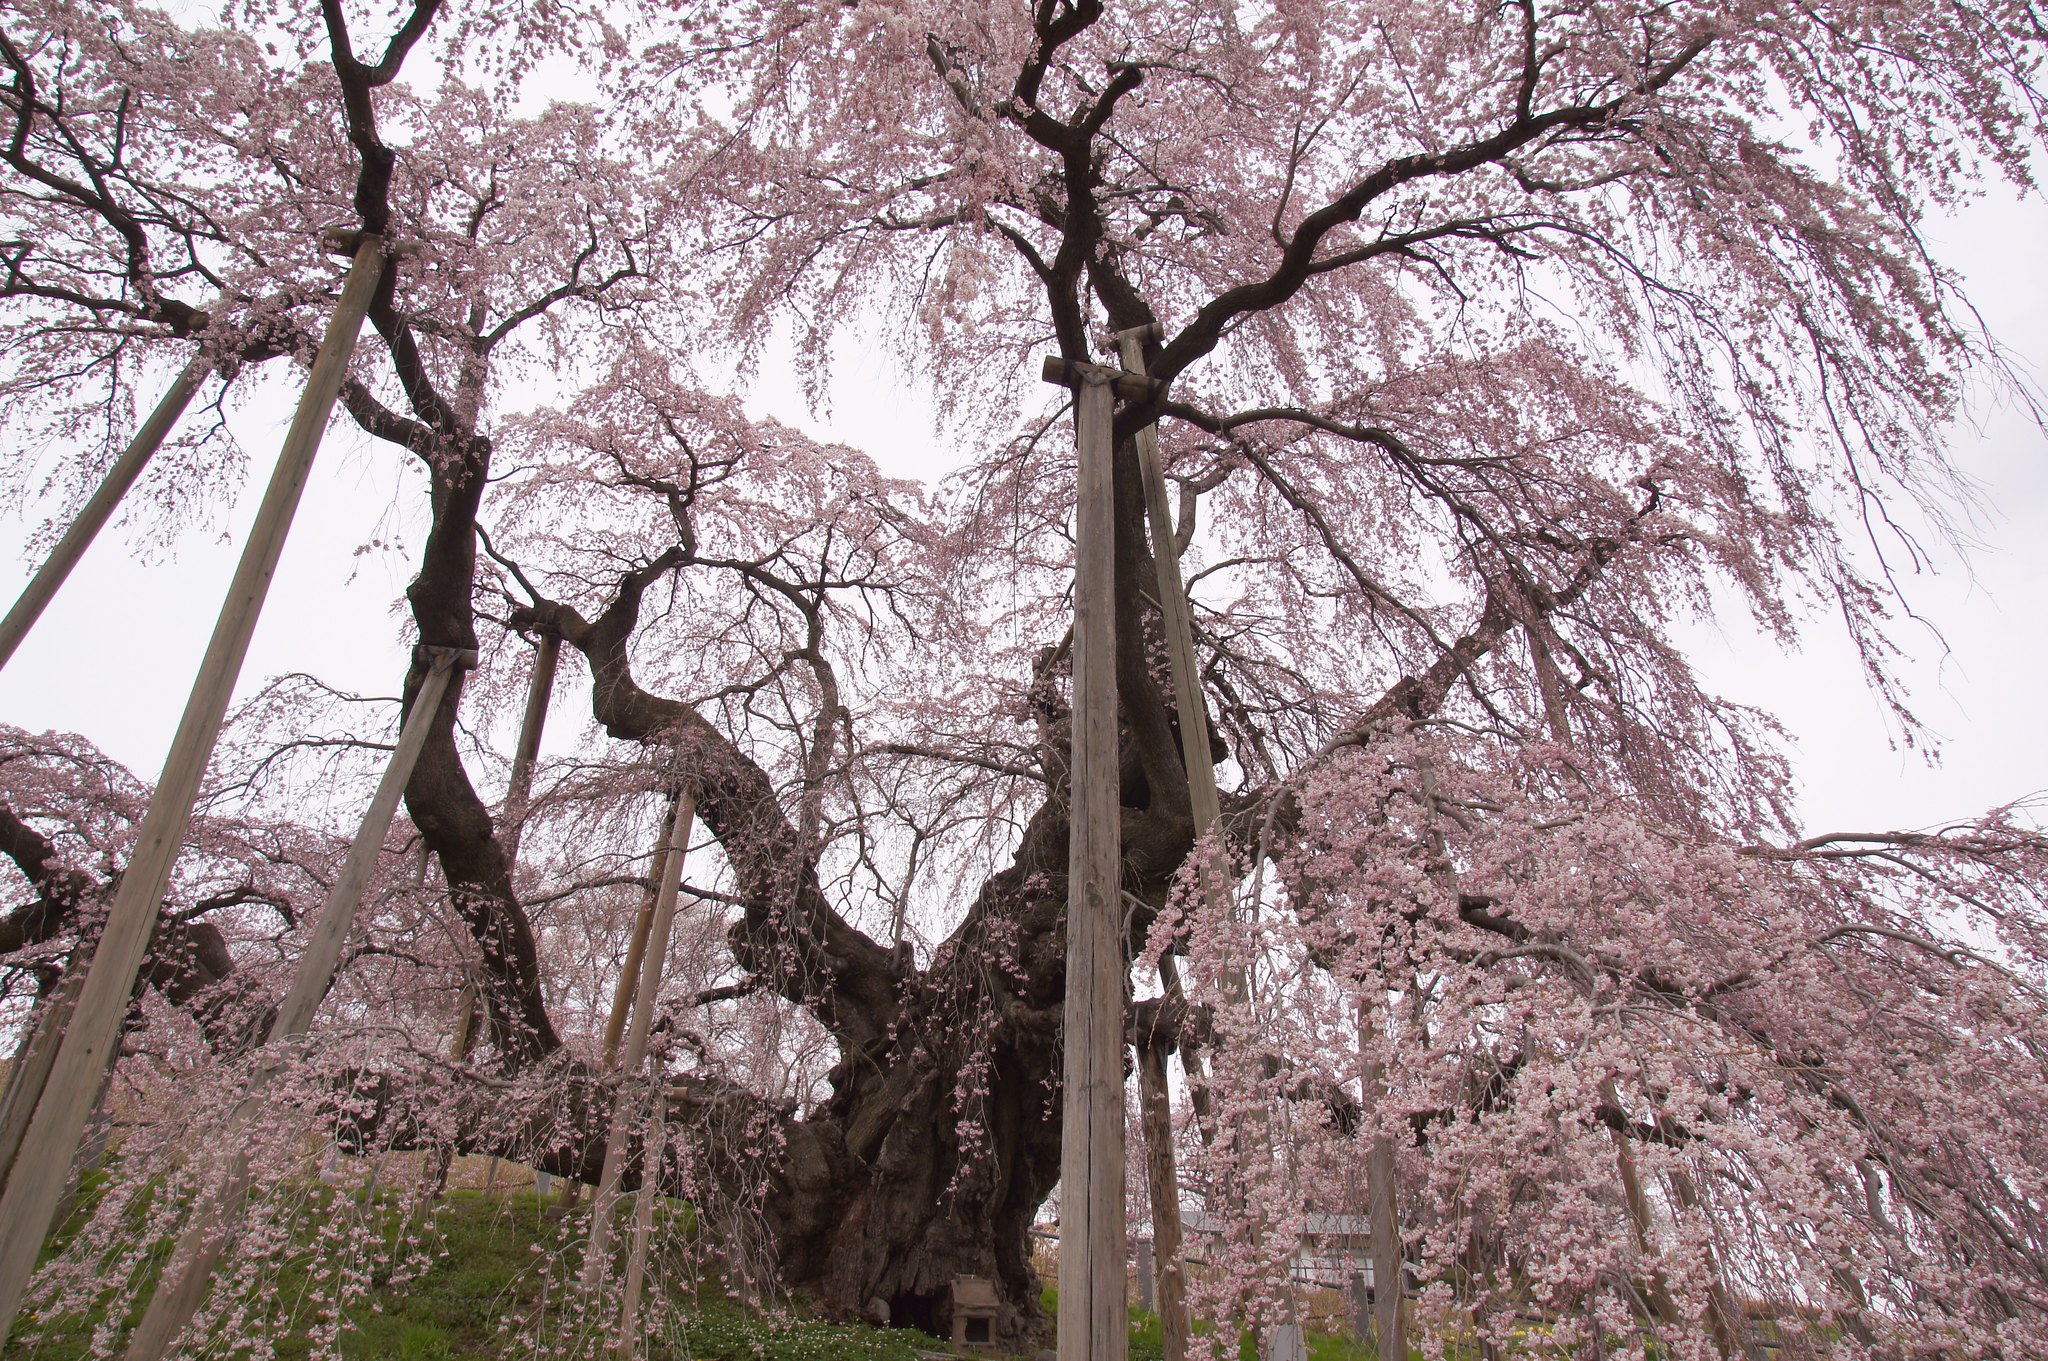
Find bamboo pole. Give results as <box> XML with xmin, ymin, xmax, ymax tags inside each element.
<box><xmin>0</xmin><ymin>353</ymin><xmax>213</xmax><ymax>671</ymax></box>
<box><xmin>118</xmin><ymin>646</ymin><xmax>469</xmax><ymax>1361</ymax></box>
<box><xmin>614</xmin><ymin>1083</ymin><xmax>668</xmax><ymax>1359</ymax></box>
<box><xmin>1052</xmin><ymin>366</ymin><xmax>1127</xmax><ymax>1361</ymax></box>
<box><xmin>582</xmin><ymin>790</ymin><xmax>695</xmax><ymax>1287</ymax></box>
<box><xmin>0</xmin><ymin>236</ymin><xmax>387</xmax><ymax>1351</ymax></box>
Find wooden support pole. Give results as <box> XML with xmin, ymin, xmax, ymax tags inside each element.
<box><xmin>1134</xmin><ymin>1039</ymin><xmax>1188</xmax><ymax>1361</ymax></box>
<box><xmin>0</xmin><ymin>964</ymin><xmax>86</xmax><ymax>1197</ymax></box>
<box><xmin>1666</xmin><ymin>1166</ymin><xmax>1769</xmax><ymax>1361</ymax></box>
<box><xmin>601</xmin><ymin>797</ymin><xmax>680</xmax><ymax>1069</ymax></box>
<box><xmin>614</xmin><ymin>1083</ymin><xmax>668</xmax><ymax>1359</ymax></box>
<box><xmin>443</xmin><ymin>630</ymin><xmax>562</xmax><ymax>1078</ymax></box>
<box><xmin>0</xmin><ymin>235</ymin><xmax>387</xmax><ymax>1352</ymax></box>
<box><xmin>118</xmin><ymin>646</ymin><xmax>470</xmax><ymax>1361</ymax></box>
<box><xmin>1359</xmin><ymin>1009</ymin><xmax>1407</xmax><ymax>1361</ymax></box>
<box><xmin>1604</xmin><ymin>1079</ymin><xmax>1680</xmax><ymax>1327</ymax></box>
<box><xmin>1113</xmin><ymin>329</ymin><xmax>1220</xmax><ymax>856</ymax></box>
<box><xmin>1048</xmin><ymin>364</ymin><xmax>1127</xmax><ymax>1361</ymax></box>
<box><xmin>1109</xmin><ymin>325</ymin><xmax>1199</xmax><ymax>1361</ymax></box>
<box><xmin>1367</xmin><ymin>1131</ymin><xmax>1405</xmax><ymax>1361</ymax></box>
<box><xmin>582</xmin><ymin>790</ymin><xmax>695</xmax><ymax>1287</ymax></box>
<box><xmin>273</xmin><ymin>648</ymin><xmax>471</xmax><ymax>1042</ymax></box>
<box><xmin>501</xmin><ymin>630</ymin><xmax>561</xmax><ymax>868</ymax></box>
<box><xmin>0</xmin><ymin>353</ymin><xmax>212</xmax><ymax>672</ymax></box>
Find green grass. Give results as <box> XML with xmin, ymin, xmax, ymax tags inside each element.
<box><xmin>1057</xmin><ymin>1289</ymin><xmax>1382</xmax><ymax>1361</ymax></box>
<box><xmin>16</xmin><ymin>1184</ymin><xmax>562</xmax><ymax>1360</ymax></box>
<box><xmin>19</xmin><ymin>1186</ymin><xmax>1540</xmax><ymax>1361</ymax></box>
<box><xmin>11</xmin><ymin>1180</ymin><xmax>925</xmax><ymax>1361</ymax></box>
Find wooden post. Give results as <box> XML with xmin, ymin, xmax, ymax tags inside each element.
<box><xmin>1367</xmin><ymin>1131</ymin><xmax>1405</xmax><ymax>1361</ymax></box>
<box><xmin>273</xmin><ymin>648</ymin><xmax>471</xmax><ymax>1041</ymax></box>
<box><xmin>444</xmin><ymin>631</ymin><xmax>561</xmax><ymax>1078</ymax></box>
<box><xmin>1112</xmin><ymin>326</ymin><xmax>1224</xmax><ymax>880</ymax></box>
<box><xmin>1359</xmin><ymin>1008</ymin><xmax>1407</xmax><ymax>1361</ymax></box>
<box><xmin>501</xmin><ymin>630</ymin><xmax>560</xmax><ymax>867</ymax></box>
<box><xmin>0</xmin><ymin>235</ymin><xmax>387</xmax><ymax>1351</ymax></box>
<box><xmin>582</xmin><ymin>790</ymin><xmax>695</xmax><ymax>1287</ymax></box>
<box><xmin>1134</xmin><ymin>1039</ymin><xmax>1187</xmax><ymax>1361</ymax></box>
<box><xmin>1047</xmin><ymin>363</ymin><xmax>1126</xmax><ymax>1361</ymax></box>
<box><xmin>428</xmin><ymin>981</ymin><xmax>479</xmax><ymax>1193</ymax></box>
<box><xmin>1111</xmin><ymin>322</ymin><xmax>1207</xmax><ymax>1361</ymax></box>
<box><xmin>601</xmin><ymin>796</ymin><xmax>680</xmax><ymax>1068</ymax></box>
<box><xmin>1666</xmin><ymin>1166</ymin><xmax>1769</xmax><ymax>1361</ymax></box>
<box><xmin>118</xmin><ymin>645</ymin><xmax>470</xmax><ymax>1361</ymax></box>
<box><xmin>0</xmin><ymin>353</ymin><xmax>212</xmax><ymax>671</ymax></box>
<box><xmin>576</xmin><ymin>803</ymin><xmax>683</xmax><ymax>1217</ymax></box>
<box><xmin>0</xmin><ymin>963</ymin><xmax>86</xmax><ymax>1197</ymax></box>
<box><xmin>614</xmin><ymin>1083</ymin><xmax>667</xmax><ymax>1359</ymax></box>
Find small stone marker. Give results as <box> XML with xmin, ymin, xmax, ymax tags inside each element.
<box><xmin>1265</xmin><ymin>1323</ymin><xmax>1306</xmax><ymax>1361</ymax></box>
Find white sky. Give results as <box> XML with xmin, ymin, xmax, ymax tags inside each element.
<box><xmin>0</xmin><ymin>188</ymin><xmax>2040</xmax><ymax>841</ymax></box>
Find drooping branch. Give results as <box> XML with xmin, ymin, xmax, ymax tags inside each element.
<box><xmin>511</xmin><ymin>570</ymin><xmax>905</xmax><ymax>1051</ymax></box>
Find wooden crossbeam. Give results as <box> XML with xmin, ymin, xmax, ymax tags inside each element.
<box><xmin>0</xmin><ymin>235</ymin><xmax>390</xmax><ymax>1352</ymax></box>
<box><xmin>1041</xmin><ymin>354</ymin><xmax>1160</xmax><ymax>402</ymax></box>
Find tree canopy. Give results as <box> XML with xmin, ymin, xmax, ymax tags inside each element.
<box><xmin>2</xmin><ymin>0</ymin><xmax>2045</xmax><ymax>1356</ymax></box>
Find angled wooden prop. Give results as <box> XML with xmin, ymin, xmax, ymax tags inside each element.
<box><xmin>614</xmin><ymin>1081</ymin><xmax>668</xmax><ymax>1358</ymax></box>
<box><xmin>0</xmin><ymin>961</ymin><xmax>87</xmax><ymax>1194</ymax></box>
<box><xmin>0</xmin><ymin>235</ymin><xmax>389</xmax><ymax>1351</ymax></box>
<box><xmin>1044</xmin><ymin>358</ymin><xmax>1127</xmax><ymax>1361</ymax></box>
<box><xmin>118</xmin><ymin>645</ymin><xmax>473</xmax><ymax>1361</ymax></box>
<box><xmin>501</xmin><ymin>630</ymin><xmax>561</xmax><ymax>868</ymax></box>
<box><xmin>1108</xmin><ymin>321</ymin><xmax>1197</xmax><ymax>1361</ymax></box>
<box><xmin>0</xmin><ymin>352</ymin><xmax>213</xmax><ymax>672</ymax></box>
<box><xmin>582</xmin><ymin>788</ymin><xmax>695</xmax><ymax>1287</ymax></box>
<box><xmin>602</xmin><ymin>794</ymin><xmax>680</xmax><ymax>1069</ymax></box>
<box><xmin>443</xmin><ymin>629</ymin><xmax>563</xmax><ymax>1079</ymax></box>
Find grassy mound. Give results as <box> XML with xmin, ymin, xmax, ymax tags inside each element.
<box><xmin>12</xmin><ymin>1182</ymin><xmax>925</xmax><ymax>1361</ymax></box>
<box><xmin>16</xmin><ymin>1183</ymin><xmax>1403</xmax><ymax>1360</ymax></box>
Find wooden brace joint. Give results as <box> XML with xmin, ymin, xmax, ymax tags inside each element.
<box><xmin>417</xmin><ymin>645</ymin><xmax>481</xmax><ymax>673</ymax></box>
<box><xmin>1039</xmin><ymin>355</ymin><xmax>1161</xmax><ymax>401</ymax></box>
<box><xmin>320</xmin><ymin>227</ymin><xmax>423</xmax><ymax>258</ymax></box>
<box><xmin>1102</xmin><ymin>321</ymin><xmax>1165</xmax><ymax>353</ymax></box>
